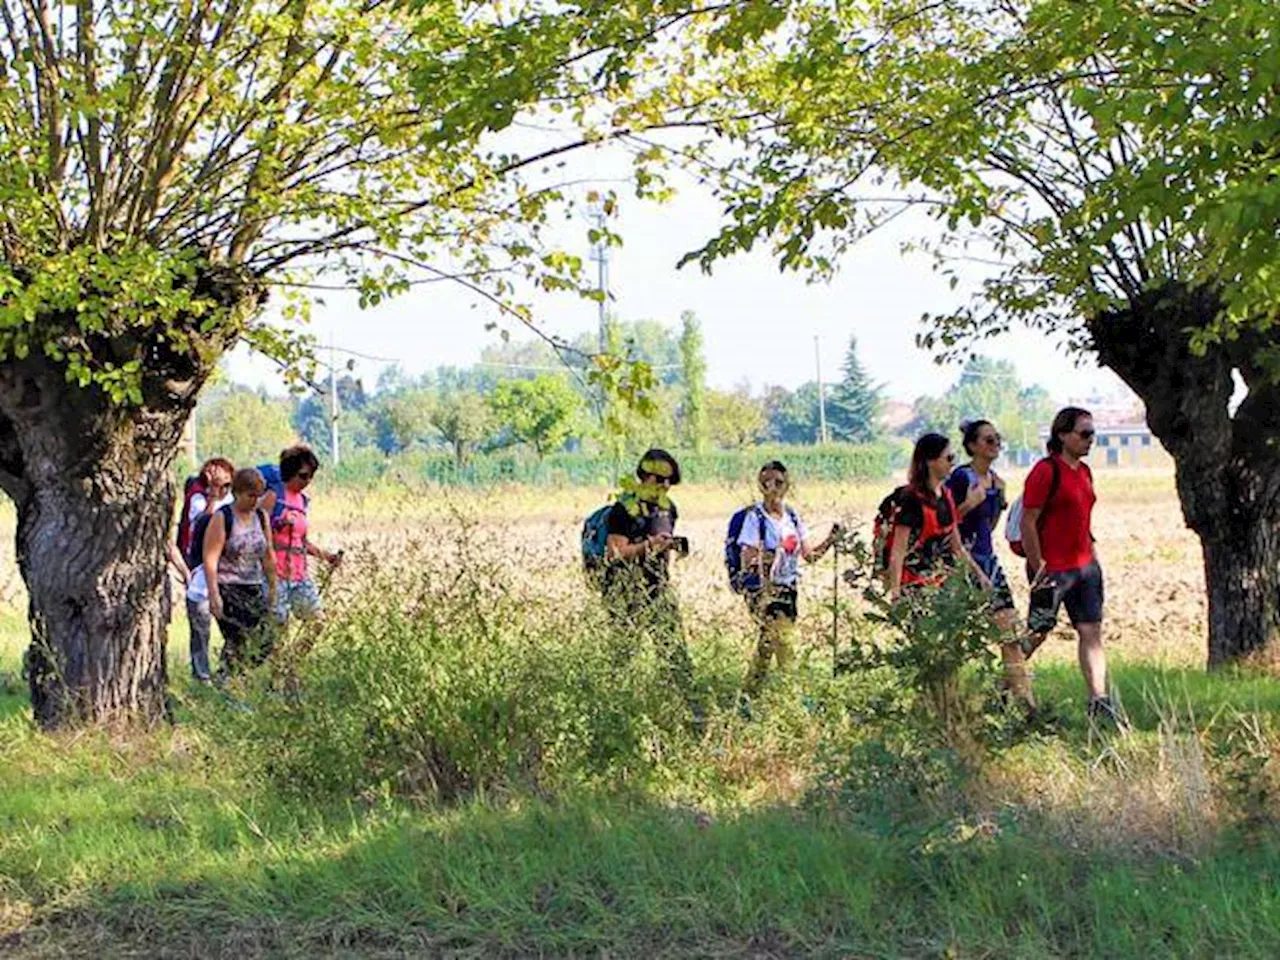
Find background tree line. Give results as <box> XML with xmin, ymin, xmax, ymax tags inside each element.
<box><xmin>197</xmin><ymin>318</ymin><xmax>1059</xmax><ymax>470</ymax></box>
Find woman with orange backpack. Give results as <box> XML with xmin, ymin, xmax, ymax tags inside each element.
<box><xmin>884</xmin><ymin>434</ymin><xmax>991</xmax><ymax>600</ymax></box>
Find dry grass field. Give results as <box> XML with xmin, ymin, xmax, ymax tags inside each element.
<box><xmin>300</xmin><ymin>467</ymin><xmax>1207</xmax><ymax>668</ymax></box>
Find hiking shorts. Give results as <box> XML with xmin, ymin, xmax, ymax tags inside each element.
<box><xmin>747</xmin><ymin>585</ymin><xmax>799</xmax><ymax>623</ymax></box>
<box><xmin>274</xmin><ymin>578</ymin><xmax>322</xmax><ymax>624</ymax></box>
<box><xmin>1027</xmin><ymin>561</ymin><xmax>1104</xmax><ymax>635</ymax></box>
<box><xmin>971</xmin><ymin>553</ymin><xmax>1015</xmax><ymax>613</ymax></box>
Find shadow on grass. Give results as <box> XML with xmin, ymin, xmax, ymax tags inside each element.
<box><xmin>6</xmin><ymin>660</ymin><xmax>1280</xmax><ymax>957</ymax></box>
<box><xmin>8</xmin><ymin>792</ymin><xmax>1280</xmax><ymax>959</ymax></box>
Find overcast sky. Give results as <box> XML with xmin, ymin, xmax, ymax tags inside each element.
<box><xmin>227</xmin><ymin>144</ymin><xmax>1130</xmax><ymax>406</ymax></box>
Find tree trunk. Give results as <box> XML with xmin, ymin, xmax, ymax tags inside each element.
<box><xmin>0</xmin><ymin>356</ymin><xmax>191</xmax><ymax>729</ymax></box>
<box><xmin>20</xmin><ymin>455</ymin><xmax>178</xmax><ymax>728</ymax></box>
<box><xmin>1091</xmin><ymin>283</ymin><xmax>1280</xmax><ymax>667</ymax></box>
<box><xmin>0</xmin><ymin>267</ymin><xmax>260</xmax><ymax>728</ymax></box>
<box><xmin>1202</xmin><ymin>517</ymin><xmax>1280</xmax><ymax>666</ymax></box>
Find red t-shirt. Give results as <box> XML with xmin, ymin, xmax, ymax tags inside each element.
<box><xmin>1023</xmin><ymin>455</ymin><xmax>1095</xmax><ymax>572</ymax></box>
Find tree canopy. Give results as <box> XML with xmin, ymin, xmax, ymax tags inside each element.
<box><xmin>652</xmin><ymin>0</ymin><xmax>1280</xmax><ymax>664</ymax></box>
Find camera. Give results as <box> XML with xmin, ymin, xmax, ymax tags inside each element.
<box><xmin>672</xmin><ymin>536</ymin><xmax>690</xmax><ymax>557</ymax></box>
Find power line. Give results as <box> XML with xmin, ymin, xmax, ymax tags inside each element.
<box><xmin>475</xmin><ymin>361</ymin><xmax>682</xmax><ymax>372</ymax></box>
<box><xmin>326</xmin><ymin>344</ymin><xmax>398</xmax><ymax>363</ymax></box>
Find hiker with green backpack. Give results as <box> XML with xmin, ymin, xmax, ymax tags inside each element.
<box><xmin>732</xmin><ymin>460</ymin><xmax>842</xmax><ymax>702</ymax></box>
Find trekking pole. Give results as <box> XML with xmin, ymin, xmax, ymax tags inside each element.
<box><xmin>831</xmin><ymin>537</ymin><xmax>840</xmax><ymax>675</ymax></box>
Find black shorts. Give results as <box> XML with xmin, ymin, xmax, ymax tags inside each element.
<box><xmin>748</xmin><ymin>586</ymin><xmax>799</xmax><ymax>623</ymax></box>
<box><xmin>1027</xmin><ymin>561</ymin><xmax>1104</xmax><ymax>635</ymax></box>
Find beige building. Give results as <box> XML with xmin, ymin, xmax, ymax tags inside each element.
<box><xmin>1033</xmin><ymin>422</ymin><xmax>1171</xmax><ymax>468</ymax></box>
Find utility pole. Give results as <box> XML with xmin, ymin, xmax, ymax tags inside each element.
<box><xmin>329</xmin><ymin>334</ymin><xmax>340</xmax><ymax>466</ymax></box>
<box><xmin>815</xmin><ymin>335</ymin><xmax>829</xmax><ymax>444</ymax></box>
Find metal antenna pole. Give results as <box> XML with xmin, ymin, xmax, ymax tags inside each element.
<box><xmin>590</xmin><ymin>205</ymin><xmax>610</xmax><ymax>353</ymax></box>
<box><xmin>329</xmin><ymin>334</ymin><xmax>340</xmax><ymax>466</ymax></box>
<box><xmin>815</xmin><ymin>335</ymin><xmax>829</xmax><ymax>444</ymax></box>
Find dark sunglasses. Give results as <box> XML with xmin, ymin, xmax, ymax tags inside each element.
<box><xmin>940</xmin><ymin>451</ymin><xmax>956</xmax><ymax>463</ymax></box>
<box><xmin>1075</xmin><ymin>429</ymin><xmax>1096</xmax><ymax>440</ymax></box>
<box><xmin>296</xmin><ymin>470</ymin><xmax>314</xmax><ymax>481</ymax></box>
<box><xmin>981</xmin><ymin>434</ymin><xmax>1003</xmax><ymax>445</ymax></box>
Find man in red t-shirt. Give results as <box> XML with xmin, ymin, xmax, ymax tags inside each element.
<box><xmin>1019</xmin><ymin>407</ymin><xmax>1121</xmax><ymax>727</ymax></box>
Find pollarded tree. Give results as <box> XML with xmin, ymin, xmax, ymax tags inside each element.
<box><xmin>0</xmin><ymin>0</ymin><xmax>718</xmax><ymax>728</ymax></box>
<box><xmin>673</xmin><ymin>0</ymin><xmax>1280</xmax><ymax>667</ymax></box>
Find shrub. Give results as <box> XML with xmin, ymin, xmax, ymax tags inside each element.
<box><xmin>206</xmin><ymin>542</ymin><xmax>700</xmax><ymax>802</ymax></box>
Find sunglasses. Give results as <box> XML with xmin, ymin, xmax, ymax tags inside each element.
<box><xmin>981</xmin><ymin>434</ymin><xmax>1003</xmax><ymax>446</ymax></box>
<box><xmin>639</xmin><ymin>459</ymin><xmax>674</xmax><ymax>479</ymax></box>
<box><xmin>938</xmin><ymin>451</ymin><xmax>956</xmax><ymax>463</ymax></box>
<box><xmin>760</xmin><ymin>477</ymin><xmax>787</xmax><ymax>489</ymax></box>
<box><xmin>296</xmin><ymin>470</ymin><xmax>314</xmax><ymax>481</ymax></box>
<box><xmin>1075</xmin><ymin>429</ymin><xmax>1096</xmax><ymax>440</ymax></box>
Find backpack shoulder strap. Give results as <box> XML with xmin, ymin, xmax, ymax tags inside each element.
<box><xmin>752</xmin><ymin>504</ymin><xmax>768</xmax><ymax>543</ymax></box>
<box><xmin>1046</xmin><ymin>456</ymin><xmax>1062</xmax><ymax>506</ymax></box>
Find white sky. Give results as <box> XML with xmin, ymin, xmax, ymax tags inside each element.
<box><xmin>227</xmin><ymin>145</ymin><xmax>1130</xmax><ymax>406</ymax></box>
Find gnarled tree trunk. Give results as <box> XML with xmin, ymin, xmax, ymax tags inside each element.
<box><xmin>5</xmin><ymin>372</ymin><xmax>186</xmax><ymax>727</ymax></box>
<box><xmin>1092</xmin><ymin>283</ymin><xmax>1280</xmax><ymax>667</ymax></box>
<box><xmin>0</xmin><ymin>268</ymin><xmax>261</xmax><ymax>729</ymax></box>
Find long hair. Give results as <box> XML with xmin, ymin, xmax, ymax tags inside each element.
<box><xmin>908</xmin><ymin>433</ymin><xmax>951</xmax><ymax>492</ymax></box>
<box><xmin>1047</xmin><ymin>407</ymin><xmax>1091</xmax><ymax>454</ymax></box>
<box><xmin>959</xmin><ymin>419</ymin><xmax>992</xmax><ymax>457</ymax></box>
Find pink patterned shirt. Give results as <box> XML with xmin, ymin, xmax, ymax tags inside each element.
<box><xmin>273</xmin><ymin>489</ymin><xmax>310</xmax><ymax>582</ymax></box>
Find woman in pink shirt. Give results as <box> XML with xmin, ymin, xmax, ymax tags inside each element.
<box><xmin>260</xmin><ymin>445</ymin><xmax>342</xmax><ymax>629</ymax></box>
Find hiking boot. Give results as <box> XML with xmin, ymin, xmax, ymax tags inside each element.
<box><xmin>1087</xmin><ymin>695</ymin><xmax>1128</xmax><ymax>731</ymax></box>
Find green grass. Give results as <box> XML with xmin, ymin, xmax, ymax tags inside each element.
<box><xmin>4</xmin><ymin>653</ymin><xmax>1280</xmax><ymax>957</ymax></box>
<box><xmin>4</xmin><ymin>730</ymin><xmax>1280</xmax><ymax>958</ymax></box>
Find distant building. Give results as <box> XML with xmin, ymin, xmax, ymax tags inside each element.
<box><xmin>1022</xmin><ymin>421</ymin><xmax>1170</xmax><ymax>468</ymax></box>
<box><xmin>879</xmin><ymin>399</ymin><xmax>914</xmax><ymax>435</ymax></box>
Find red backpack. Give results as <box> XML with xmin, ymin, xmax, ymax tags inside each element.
<box><xmin>175</xmin><ymin>474</ymin><xmax>206</xmax><ymax>558</ymax></box>
<box><xmin>872</xmin><ymin>486</ymin><xmax>910</xmax><ymax>579</ymax></box>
